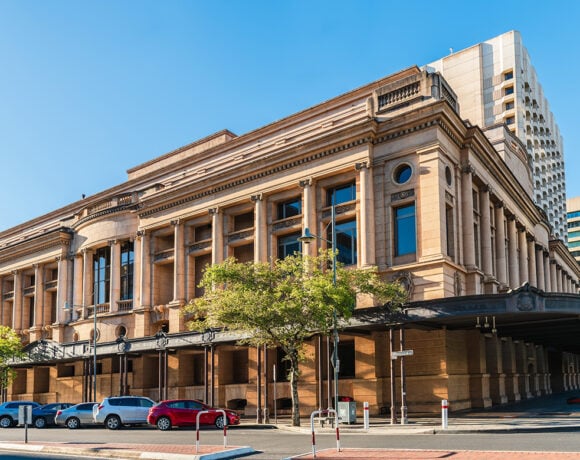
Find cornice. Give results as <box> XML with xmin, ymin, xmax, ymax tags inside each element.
<box><xmin>0</xmin><ymin>228</ymin><xmax>72</xmax><ymax>265</ymax></box>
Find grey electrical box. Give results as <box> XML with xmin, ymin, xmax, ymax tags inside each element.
<box><xmin>337</xmin><ymin>401</ymin><xmax>356</xmax><ymax>424</ymax></box>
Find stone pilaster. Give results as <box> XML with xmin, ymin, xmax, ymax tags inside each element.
<box><xmin>251</xmin><ymin>194</ymin><xmax>266</xmax><ymax>263</ymax></box>
<box><xmin>356</xmin><ymin>161</ymin><xmax>375</xmax><ymax>267</ymax></box>
<box><xmin>210</xmin><ymin>208</ymin><xmax>224</xmax><ymax>265</ymax></box>
<box><xmin>299</xmin><ymin>178</ymin><xmax>315</xmax><ymax>258</ymax></box>
<box><xmin>485</xmin><ymin>335</ymin><xmax>507</xmax><ymax>404</ymax></box>
<box><xmin>494</xmin><ymin>203</ymin><xmax>507</xmax><ymax>288</ymax></box>
<box><xmin>507</xmin><ymin>216</ymin><xmax>519</xmax><ymax>288</ymax></box>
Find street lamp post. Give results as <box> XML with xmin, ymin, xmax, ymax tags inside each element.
<box><xmin>299</xmin><ymin>204</ymin><xmax>340</xmax><ymax>416</ymax></box>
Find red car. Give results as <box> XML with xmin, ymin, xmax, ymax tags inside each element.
<box><xmin>147</xmin><ymin>399</ymin><xmax>240</xmax><ymax>431</ymax></box>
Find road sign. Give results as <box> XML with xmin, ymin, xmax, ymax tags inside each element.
<box><xmin>391</xmin><ymin>349</ymin><xmax>414</xmax><ymax>359</ymax></box>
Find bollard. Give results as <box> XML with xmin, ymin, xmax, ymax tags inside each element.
<box><xmin>310</xmin><ymin>408</ymin><xmax>341</xmax><ymax>458</ymax></box>
<box><xmin>441</xmin><ymin>399</ymin><xmax>448</xmax><ymax>429</ymax></box>
<box><xmin>363</xmin><ymin>402</ymin><xmax>369</xmax><ymax>430</ymax></box>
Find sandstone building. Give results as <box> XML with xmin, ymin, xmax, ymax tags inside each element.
<box><xmin>1</xmin><ymin>66</ymin><xmax>579</xmax><ymax>418</ymax></box>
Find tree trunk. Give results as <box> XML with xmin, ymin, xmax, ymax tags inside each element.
<box><xmin>290</xmin><ymin>354</ymin><xmax>301</xmax><ymax>427</ymax></box>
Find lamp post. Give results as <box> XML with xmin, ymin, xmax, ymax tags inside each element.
<box><xmin>299</xmin><ymin>204</ymin><xmax>340</xmax><ymax>416</ymax></box>
<box><xmin>92</xmin><ymin>304</ymin><xmax>98</xmax><ymax>403</ymax></box>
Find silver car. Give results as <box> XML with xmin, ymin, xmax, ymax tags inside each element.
<box><xmin>93</xmin><ymin>396</ymin><xmax>155</xmax><ymax>430</ymax></box>
<box><xmin>55</xmin><ymin>402</ymin><xmax>99</xmax><ymax>429</ymax></box>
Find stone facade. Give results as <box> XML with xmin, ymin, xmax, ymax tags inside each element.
<box><xmin>1</xmin><ymin>66</ymin><xmax>579</xmax><ymax>418</ymax></box>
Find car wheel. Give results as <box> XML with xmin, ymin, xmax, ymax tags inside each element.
<box><xmin>0</xmin><ymin>416</ymin><xmax>13</xmax><ymax>428</ymax></box>
<box><xmin>34</xmin><ymin>417</ymin><xmax>47</xmax><ymax>429</ymax></box>
<box><xmin>156</xmin><ymin>416</ymin><xmax>172</xmax><ymax>431</ymax></box>
<box><xmin>105</xmin><ymin>415</ymin><xmax>122</xmax><ymax>430</ymax></box>
<box><xmin>66</xmin><ymin>417</ymin><xmax>80</xmax><ymax>429</ymax></box>
<box><xmin>214</xmin><ymin>415</ymin><xmax>225</xmax><ymax>429</ymax></box>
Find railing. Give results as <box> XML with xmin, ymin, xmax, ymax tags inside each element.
<box><xmin>117</xmin><ymin>299</ymin><xmax>133</xmax><ymax>312</ymax></box>
<box><xmin>88</xmin><ymin>303</ymin><xmax>110</xmax><ymax>316</ymax></box>
<box><xmin>44</xmin><ymin>280</ymin><xmax>57</xmax><ymax>290</ymax></box>
<box><xmin>3</xmin><ymin>291</ymin><xmax>14</xmax><ymax>300</ymax></box>
<box><xmin>153</xmin><ymin>248</ymin><xmax>174</xmax><ymax>263</ymax></box>
<box><xmin>23</xmin><ymin>286</ymin><xmax>35</xmax><ymax>295</ymax></box>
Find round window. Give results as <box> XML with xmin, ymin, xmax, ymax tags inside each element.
<box><xmin>445</xmin><ymin>166</ymin><xmax>453</xmax><ymax>186</ymax></box>
<box><xmin>394</xmin><ymin>164</ymin><xmax>412</xmax><ymax>184</ymax></box>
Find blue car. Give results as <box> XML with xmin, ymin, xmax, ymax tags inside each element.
<box><xmin>32</xmin><ymin>403</ymin><xmax>73</xmax><ymax>428</ymax></box>
<box><xmin>0</xmin><ymin>401</ymin><xmax>40</xmax><ymax>428</ymax></box>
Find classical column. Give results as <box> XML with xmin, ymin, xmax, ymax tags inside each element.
<box><xmin>536</xmin><ymin>247</ymin><xmax>545</xmax><ymax>291</ymax></box>
<box><xmin>556</xmin><ymin>266</ymin><xmax>563</xmax><ymax>292</ymax></box>
<box><xmin>527</xmin><ymin>238</ymin><xmax>537</xmax><ymax>288</ymax></box>
<box><xmin>518</xmin><ymin>228</ymin><xmax>529</xmax><ymax>285</ymax></box>
<box><xmin>109</xmin><ymin>240</ymin><xmax>121</xmax><ymax>312</ymax></box>
<box><xmin>543</xmin><ymin>252</ymin><xmax>552</xmax><ymax>292</ymax></box>
<box><xmin>356</xmin><ymin>161</ymin><xmax>375</xmax><ymax>267</ymax></box>
<box><xmin>480</xmin><ymin>186</ymin><xmax>493</xmax><ymax>277</ymax></box>
<box><xmin>82</xmin><ymin>248</ymin><xmax>94</xmax><ymax>318</ymax></box>
<box><xmin>494</xmin><ymin>203</ymin><xmax>507</xmax><ymax>287</ymax></box>
<box><xmin>507</xmin><ymin>216</ymin><xmax>519</xmax><ymax>287</ymax></box>
<box><xmin>461</xmin><ymin>164</ymin><xmax>476</xmax><ymax>269</ymax></box>
<box><xmin>210</xmin><ymin>208</ymin><xmax>224</xmax><ymax>265</ymax></box>
<box><xmin>172</xmin><ymin>220</ymin><xmax>186</xmax><ymax>305</ymax></box>
<box><xmin>550</xmin><ymin>261</ymin><xmax>558</xmax><ymax>293</ymax></box>
<box><xmin>486</xmin><ymin>335</ymin><xmax>508</xmax><ymax>405</ymax></box>
<box><xmin>12</xmin><ymin>270</ymin><xmax>22</xmax><ymax>332</ymax></box>
<box><xmin>56</xmin><ymin>255</ymin><xmax>72</xmax><ymax>324</ymax></box>
<box><xmin>33</xmin><ymin>264</ymin><xmax>43</xmax><ymax>329</ymax></box>
<box><xmin>252</xmin><ymin>194</ymin><xmax>266</xmax><ymax>263</ymax></box>
<box><xmin>138</xmin><ymin>231</ymin><xmax>151</xmax><ymax>308</ymax></box>
<box><xmin>300</xmin><ymin>179</ymin><xmax>315</xmax><ymax>258</ymax></box>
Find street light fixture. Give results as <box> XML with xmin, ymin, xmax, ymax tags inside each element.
<box><xmin>298</xmin><ymin>204</ymin><xmax>340</xmax><ymax>417</ymax></box>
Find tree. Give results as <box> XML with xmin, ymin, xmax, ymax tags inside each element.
<box><xmin>183</xmin><ymin>251</ymin><xmax>407</xmax><ymax>426</ymax></box>
<box><xmin>0</xmin><ymin>326</ymin><xmax>24</xmax><ymax>401</ymax></box>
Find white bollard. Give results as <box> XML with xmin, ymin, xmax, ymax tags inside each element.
<box><xmin>363</xmin><ymin>401</ymin><xmax>369</xmax><ymax>430</ymax></box>
<box><xmin>441</xmin><ymin>399</ymin><xmax>449</xmax><ymax>429</ymax></box>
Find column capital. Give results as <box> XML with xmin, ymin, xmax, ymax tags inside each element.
<box><xmin>108</xmin><ymin>239</ymin><xmax>118</xmax><ymax>246</ymax></box>
<box><xmin>208</xmin><ymin>207</ymin><xmax>219</xmax><ymax>216</ymax></box>
<box><xmin>461</xmin><ymin>162</ymin><xmax>475</xmax><ymax>175</ymax></box>
<box><xmin>494</xmin><ymin>200</ymin><xmax>504</xmax><ymax>209</ymax></box>
<box><xmin>481</xmin><ymin>183</ymin><xmax>492</xmax><ymax>194</ymax></box>
<box><xmin>355</xmin><ymin>161</ymin><xmax>369</xmax><ymax>171</ymax></box>
<box><xmin>170</xmin><ymin>219</ymin><xmax>181</xmax><ymax>226</ymax></box>
<box><xmin>299</xmin><ymin>178</ymin><xmax>312</xmax><ymax>188</ymax></box>
<box><xmin>250</xmin><ymin>193</ymin><xmax>263</xmax><ymax>202</ymax></box>
<box><xmin>136</xmin><ymin>229</ymin><xmax>146</xmax><ymax>238</ymax></box>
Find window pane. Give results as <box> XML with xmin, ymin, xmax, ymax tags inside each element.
<box><xmin>395</xmin><ymin>204</ymin><xmax>416</xmax><ymax>256</ymax></box>
<box><xmin>328</xmin><ymin>219</ymin><xmax>357</xmax><ymax>266</ymax></box>
<box><xmin>278</xmin><ymin>233</ymin><xmax>301</xmax><ymax>259</ymax></box>
<box><xmin>327</xmin><ymin>182</ymin><xmax>356</xmax><ymax>206</ymax></box>
<box><xmin>277</xmin><ymin>199</ymin><xmax>301</xmax><ymax>220</ymax></box>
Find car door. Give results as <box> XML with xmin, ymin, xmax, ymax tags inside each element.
<box><xmin>135</xmin><ymin>398</ymin><xmax>154</xmax><ymax>423</ymax></box>
<box><xmin>168</xmin><ymin>401</ymin><xmax>188</xmax><ymax>426</ymax></box>
<box><xmin>77</xmin><ymin>403</ymin><xmax>97</xmax><ymax>425</ymax></box>
<box><xmin>186</xmin><ymin>400</ymin><xmax>206</xmax><ymax>426</ymax></box>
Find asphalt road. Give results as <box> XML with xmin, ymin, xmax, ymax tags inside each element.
<box><xmin>1</xmin><ymin>424</ymin><xmax>580</xmax><ymax>459</ymax></box>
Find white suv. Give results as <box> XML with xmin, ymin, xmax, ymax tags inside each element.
<box><xmin>93</xmin><ymin>396</ymin><xmax>155</xmax><ymax>430</ymax></box>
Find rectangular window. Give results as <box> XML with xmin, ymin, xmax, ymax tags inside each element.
<box><xmin>327</xmin><ymin>182</ymin><xmax>356</xmax><ymax>206</ymax></box>
<box><xmin>473</xmin><ymin>190</ymin><xmax>481</xmax><ymax>268</ymax></box>
<box><xmin>233</xmin><ymin>212</ymin><xmax>254</xmax><ymax>231</ymax></box>
<box><xmin>277</xmin><ymin>233</ymin><xmax>301</xmax><ymax>259</ymax></box>
<box><xmin>394</xmin><ymin>203</ymin><xmax>416</xmax><ymax>257</ymax></box>
<box><xmin>504</xmin><ymin>86</ymin><xmax>514</xmax><ymax>96</ymax></box>
<box><xmin>194</xmin><ymin>224</ymin><xmax>212</xmax><ymax>242</ymax></box>
<box><xmin>93</xmin><ymin>247</ymin><xmax>111</xmax><ymax>305</ymax></box>
<box><xmin>328</xmin><ymin>219</ymin><xmax>357</xmax><ymax>265</ymax></box>
<box><xmin>504</xmin><ymin>71</ymin><xmax>514</xmax><ymax>80</ymax></box>
<box><xmin>445</xmin><ymin>204</ymin><xmax>455</xmax><ymax>258</ymax></box>
<box><xmin>277</xmin><ymin>199</ymin><xmax>301</xmax><ymax>220</ymax></box>
<box><xmin>505</xmin><ymin>101</ymin><xmax>515</xmax><ymax>111</ymax></box>
<box><xmin>505</xmin><ymin>116</ymin><xmax>515</xmax><ymax>125</ymax></box>
<box><xmin>337</xmin><ymin>341</ymin><xmax>355</xmax><ymax>378</ymax></box>
<box><xmin>194</xmin><ymin>253</ymin><xmax>211</xmax><ymax>298</ymax></box>
<box><xmin>120</xmin><ymin>241</ymin><xmax>134</xmax><ymax>301</ymax></box>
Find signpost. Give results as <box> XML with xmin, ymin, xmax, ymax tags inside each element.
<box><xmin>391</xmin><ymin>347</ymin><xmax>413</xmax><ymax>424</ymax></box>
<box><xmin>391</xmin><ymin>349</ymin><xmax>414</xmax><ymax>359</ymax></box>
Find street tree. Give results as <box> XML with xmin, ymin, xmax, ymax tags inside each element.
<box><xmin>183</xmin><ymin>251</ymin><xmax>407</xmax><ymax>426</ymax></box>
<box><xmin>0</xmin><ymin>326</ymin><xmax>24</xmax><ymax>400</ymax></box>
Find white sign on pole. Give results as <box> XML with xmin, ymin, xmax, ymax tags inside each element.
<box><xmin>391</xmin><ymin>349</ymin><xmax>414</xmax><ymax>359</ymax></box>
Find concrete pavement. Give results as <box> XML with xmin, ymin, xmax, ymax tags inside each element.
<box><xmin>1</xmin><ymin>391</ymin><xmax>580</xmax><ymax>459</ymax></box>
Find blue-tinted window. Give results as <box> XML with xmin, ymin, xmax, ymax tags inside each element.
<box><xmin>569</xmin><ymin>240</ymin><xmax>580</xmax><ymax>249</ymax></box>
<box><xmin>120</xmin><ymin>241</ymin><xmax>134</xmax><ymax>301</ymax></box>
<box><xmin>394</xmin><ymin>164</ymin><xmax>412</xmax><ymax>184</ymax></box>
<box><xmin>395</xmin><ymin>204</ymin><xmax>416</xmax><ymax>257</ymax></box>
<box><xmin>277</xmin><ymin>199</ymin><xmax>301</xmax><ymax>220</ymax></box>
<box><xmin>328</xmin><ymin>219</ymin><xmax>357</xmax><ymax>266</ymax></box>
<box><xmin>568</xmin><ymin>211</ymin><xmax>580</xmax><ymax>219</ymax></box>
<box><xmin>278</xmin><ymin>233</ymin><xmax>301</xmax><ymax>259</ymax></box>
<box><xmin>327</xmin><ymin>182</ymin><xmax>356</xmax><ymax>206</ymax></box>
<box><xmin>93</xmin><ymin>247</ymin><xmax>111</xmax><ymax>305</ymax></box>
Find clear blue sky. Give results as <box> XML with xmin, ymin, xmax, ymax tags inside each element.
<box><xmin>1</xmin><ymin>0</ymin><xmax>578</xmax><ymax>232</ymax></box>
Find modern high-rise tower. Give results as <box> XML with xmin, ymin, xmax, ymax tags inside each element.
<box><xmin>567</xmin><ymin>196</ymin><xmax>580</xmax><ymax>263</ymax></box>
<box><xmin>426</xmin><ymin>30</ymin><xmax>567</xmax><ymax>241</ymax></box>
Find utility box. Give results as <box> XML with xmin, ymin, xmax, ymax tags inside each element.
<box><xmin>337</xmin><ymin>401</ymin><xmax>356</xmax><ymax>424</ymax></box>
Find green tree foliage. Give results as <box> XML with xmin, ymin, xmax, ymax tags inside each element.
<box><xmin>183</xmin><ymin>251</ymin><xmax>407</xmax><ymax>426</ymax></box>
<box><xmin>0</xmin><ymin>326</ymin><xmax>24</xmax><ymax>394</ymax></box>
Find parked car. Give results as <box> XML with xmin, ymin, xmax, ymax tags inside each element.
<box><xmin>32</xmin><ymin>402</ymin><xmax>73</xmax><ymax>428</ymax></box>
<box><xmin>0</xmin><ymin>401</ymin><xmax>41</xmax><ymax>428</ymax></box>
<box><xmin>147</xmin><ymin>399</ymin><xmax>240</xmax><ymax>431</ymax></box>
<box><xmin>93</xmin><ymin>396</ymin><xmax>156</xmax><ymax>430</ymax></box>
<box><xmin>55</xmin><ymin>402</ymin><xmax>99</xmax><ymax>429</ymax></box>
